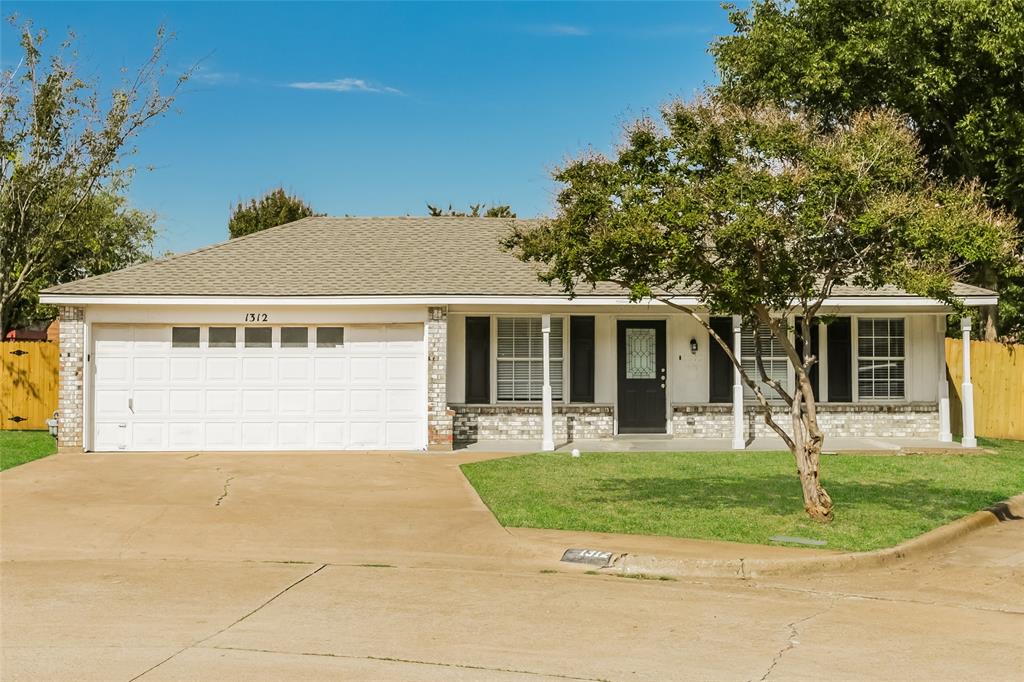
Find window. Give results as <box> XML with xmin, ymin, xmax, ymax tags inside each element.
<box><xmin>244</xmin><ymin>327</ymin><xmax>272</xmax><ymax>348</ymax></box>
<box><xmin>171</xmin><ymin>327</ymin><xmax>200</xmax><ymax>348</ymax></box>
<box><xmin>281</xmin><ymin>327</ymin><xmax>309</xmax><ymax>348</ymax></box>
<box><xmin>857</xmin><ymin>318</ymin><xmax>905</xmax><ymax>399</ymax></box>
<box><xmin>316</xmin><ymin>327</ymin><xmax>344</xmax><ymax>348</ymax></box>
<box><xmin>496</xmin><ymin>317</ymin><xmax>563</xmax><ymax>401</ymax></box>
<box><xmin>741</xmin><ymin>322</ymin><xmax>789</xmax><ymax>400</ymax></box>
<box><xmin>208</xmin><ymin>327</ymin><xmax>236</xmax><ymax>348</ymax></box>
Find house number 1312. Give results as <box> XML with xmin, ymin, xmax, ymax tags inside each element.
<box><xmin>244</xmin><ymin>313</ymin><xmax>268</xmax><ymax>322</ymax></box>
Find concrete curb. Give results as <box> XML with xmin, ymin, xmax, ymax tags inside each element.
<box><xmin>597</xmin><ymin>492</ymin><xmax>1024</xmax><ymax>580</ymax></box>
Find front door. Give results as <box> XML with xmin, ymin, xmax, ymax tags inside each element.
<box><xmin>617</xmin><ymin>320</ymin><xmax>667</xmax><ymax>433</ymax></box>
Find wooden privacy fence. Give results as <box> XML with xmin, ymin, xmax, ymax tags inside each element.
<box><xmin>946</xmin><ymin>338</ymin><xmax>1024</xmax><ymax>440</ymax></box>
<box><xmin>0</xmin><ymin>341</ymin><xmax>59</xmax><ymax>430</ymax></box>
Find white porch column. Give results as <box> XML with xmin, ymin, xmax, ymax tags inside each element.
<box><xmin>960</xmin><ymin>317</ymin><xmax>977</xmax><ymax>448</ymax></box>
<box><xmin>732</xmin><ymin>315</ymin><xmax>745</xmax><ymax>450</ymax></box>
<box><xmin>541</xmin><ymin>314</ymin><xmax>555</xmax><ymax>451</ymax></box>
<box><xmin>937</xmin><ymin>315</ymin><xmax>952</xmax><ymax>442</ymax></box>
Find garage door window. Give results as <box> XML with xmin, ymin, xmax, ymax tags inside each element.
<box><xmin>171</xmin><ymin>327</ymin><xmax>200</xmax><ymax>348</ymax></box>
<box><xmin>281</xmin><ymin>327</ymin><xmax>309</xmax><ymax>348</ymax></box>
<box><xmin>316</xmin><ymin>327</ymin><xmax>344</xmax><ymax>348</ymax></box>
<box><xmin>245</xmin><ymin>327</ymin><xmax>272</xmax><ymax>348</ymax></box>
<box><xmin>208</xmin><ymin>327</ymin><xmax>236</xmax><ymax>348</ymax></box>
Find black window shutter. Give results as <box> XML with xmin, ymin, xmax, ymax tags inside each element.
<box><xmin>795</xmin><ymin>317</ymin><xmax>820</xmax><ymax>400</ymax></box>
<box><xmin>465</xmin><ymin>317</ymin><xmax>490</xmax><ymax>404</ymax></box>
<box><xmin>569</xmin><ymin>316</ymin><xmax>596</xmax><ymax>403</ymax></box>
<box><xmin>708</xmin><ymin>316</ymin><xmax>734</xmax><ymax>403</ymax></box>
<box><xmin>826</xmin><ymin>317</ymin><xmax>852</xmax><ymax>402</ymax></box>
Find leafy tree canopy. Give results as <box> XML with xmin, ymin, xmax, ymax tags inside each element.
<box><xmin>228</xmin><ymin>188</ymin><xmax>319</xmax><ymax>238</ymax></box>
<box><xmin>427</xmin><ymin>203</ymin><xmax>516</xmax><ymax>218</ymax></box>
<box><xmin>505</xmin><ymin>97</ymin><xmax>1015</xmax><ymax>521</ymax></box>
<box><xmin>711</xmin><ymin>0</ymin><xmax>1024</xmax><ymax>337</ymax></box>
<box><xmin>0</xmin><ymin>17</ymin><xmax>185</xmax><ymax>334</ymax></box>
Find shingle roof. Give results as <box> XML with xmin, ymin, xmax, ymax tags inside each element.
<box><xmin>43</xmin><ymin>216</ymin><xmax>995</xmax><ymax>299</ymax></box>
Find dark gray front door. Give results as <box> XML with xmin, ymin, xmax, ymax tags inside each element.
<box><xmin>617</xmin><ymin>320</ymin><xmax>667</xmax><ymax>433</ymax></box>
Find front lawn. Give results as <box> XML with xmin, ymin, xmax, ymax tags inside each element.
<box><xmin>0</xmin><ymin>430</ymin><xmax>57</xmax><ymax>471</ymax></box>
<box><xmin>461</xmin><ymin>438</ymin><xmax>1024</xmax><ymax>552</ymax></box>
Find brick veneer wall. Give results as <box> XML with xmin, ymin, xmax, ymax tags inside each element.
<box><xmin>426</xmin><ymin>306</ymin><xmax>454</xmax><ymax>450</ymax></box>
<box><xmin>451</xmin><ymin>404</ymin><xmax>615</xmax><ymax>444</ymax></box>
<box><xmin>57</xmin><ymin>305</ymin><xmax>85</xmax><ymax>452</ymax></box>
<box><xmin>671</xmin><ymin>402</ymin><xmax>941</xmax><ymax>440</ymax></box>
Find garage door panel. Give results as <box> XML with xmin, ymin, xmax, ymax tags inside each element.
<box><xmin>278</xmin><ymin>422</ymin><xmax>311</xmax><ymax>448</ymax></box>
<box><xmin>132</xmin><ymin>357</ymin><xmax>167</xmax><ymax>382</ymax></box>
<box><xmin>241</xmin><ymin>421</ymin><xmax>275</xmax><ymax>448</ymax></box>
<box><xmin>242</xmin><ymin>357</ymin><xmax>274</xmax><ymax>382</ymax></box>
<box><xmin>205</xmin><ymin>390</ymin><xmax>239</xmax><ymax>415</ymax></box>
<box><xmin>205</xmin><ymin>422</ymin><xmax>239</xmax><ymax>449</ymax></box>
<box><xmin>206</xmin><ymin>357</ymin><xmax>239</xmax><ymax>381</ymax></box>
<box><xmin>169</xmin><ymin>389</ymin><xmax>203</xmax><ymax>415</ymax></box>
<box><xmin>386</xmin><ymin>421</ymin><xmax>419</xmax><ymax>448</ymax></box>
<box><xmin>350</xmin><ymin>422</ymin><xmax>383</xmax><ymax>448</ymax></box>
<box><xmin>170</xmin><ymin>357</ymin><xmax>203</xmax><ymax>382</ymax></box>
<box><xmin>95</xmin><ymin>390</ymin><xmax>129</xmax><ymax>417</ymax></box>
<box><xmin>314</xmin><ymin>357</ymin><xmax>347</xmax><ymax>381</ymax></box>
<box><xmin>242</xmin><ymin>390</ymin><xmax>275</xmax><ymax>415</ymax></box>
<box><xmin>314</xmin><ymin>422</ymin><xmax>346</xmax><ymax>448</ymax></box>
<box><xmin>278</xmin><ymin>357</ymin><xmax>311</xmax><ymax>382</ymax></box>
<box><xmin>92</xmin><ymin>323</ymin><xmax>424</xmax><ymax>452</ymax></box>
<box><xmin>278</xmin><ymin>389</ymin><xmax>311</xmax><ymax>415</ymax></box>
<box><xmin>350</xmin><ymin>357</ymin><xmax>384</xmax><ymax>384</ymax></box>
<box><xmin>132</xmin><ymin>389</ymin><xmax>166</xmax><ymax>415</ymax></box>
<box><xmin>132</xmin><ymin>422</ymin><xmax>166</xmax><ymax>449</ymax></box>
<box><xmin>314</xmin><ymin>389</ymin><xmax>347</xmax><ymax>415</ymax></box>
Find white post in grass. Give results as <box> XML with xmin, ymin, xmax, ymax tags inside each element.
<box><xmin>960</xmin><ymin>316</ymin><xmax>977</xmax><ymax>448</ymax></box>
<box><xmin>937</xmin><ymin>315</ymin><xmax>952</xmax><ymax>442</ymax></box>
<box><xmin>732</xmin><ymin>315</ymin><xmax>746</xmax><ymax>450</ymax></box>
<box><xmin>541</xmin><ymin>314</ymin><xmax>555</xmax><ymax>452</ymax></box>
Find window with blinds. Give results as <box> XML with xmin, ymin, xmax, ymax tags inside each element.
<box><xmin>857</xmin><ymin>318</ymin><xmax>905</xmax><ymax>399</ymax></box>
<box><xmin>496</xmin><ymin>317</ymin><xmax>564</xmax><ymax>401</ymax></box>
<box><xmin>741</xmin><ymin>323</ymin><xmax>790</xmax><ymax>400</ymax></box>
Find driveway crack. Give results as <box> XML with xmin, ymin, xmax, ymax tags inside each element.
<box><xmin>214</xmin><ymin>475</ymin><xmax>234</xmax><ymax>507</ymax></box>
<box><xmin>757</xmin><ymin>599</ymin><xmax>836</xmax><ymax>681</ymax></box>
<box><xmin>128</xmin><ymin>563</ymin><xmax>327</xmax><ymax>681</ymax></box>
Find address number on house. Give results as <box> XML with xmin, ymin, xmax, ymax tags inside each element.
<box><xmin>244</xmin><ymin>313</ymin><xmax>269</xmax><ymax>322</ymax></box>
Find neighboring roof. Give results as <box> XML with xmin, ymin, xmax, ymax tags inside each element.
<box><xmin>42</xmin><ymin>216</ymin><xmax>995</xmax><ymax>300</ymax></box>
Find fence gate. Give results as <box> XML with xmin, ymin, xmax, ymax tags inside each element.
<box><xmin>0</xmin><ymin>341</ymin><xmax>59</xmax><ymax>430</ymax></box>
<box><xmin>946</xmin><ymin>338</ymin><xmax>1024</xmax><ymax>441</ymax></box>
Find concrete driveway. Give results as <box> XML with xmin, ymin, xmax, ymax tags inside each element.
<box><xmin>2</xmin><ymin>451</ymin><xmax>1022</xmax><ymax>681</ymax></box>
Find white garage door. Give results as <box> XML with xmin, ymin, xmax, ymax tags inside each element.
<box><xmin>91</xmin><ymin>323</ymin><xmax>426</xmax><ymax>451</ymax></box>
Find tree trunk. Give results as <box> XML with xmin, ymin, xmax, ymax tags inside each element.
<box><xmin>979</xmin><ymin>264</ymin><xmax>999</xmax><ymax>341</ymax></box>
<box><xmin>793</xmin><ymin>437</ymin><xmax>833</xmax><ymax>522</ymax></box>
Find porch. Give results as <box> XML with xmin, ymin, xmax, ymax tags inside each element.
<box><xmin>438</xmin><ymin>303</ymin><xmax>981</xmax><ymax>451</ymax></box>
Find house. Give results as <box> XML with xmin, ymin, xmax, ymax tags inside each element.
<box><xmin>39</xmin><ymin>216</ymin><xmax>991</xmax><ymax>453</ymax></box>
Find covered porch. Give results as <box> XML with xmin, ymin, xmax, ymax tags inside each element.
<box><xmin>437</xmin><ymin>300</ymin><xmax>982</xmax><ymax>451</ymax></box>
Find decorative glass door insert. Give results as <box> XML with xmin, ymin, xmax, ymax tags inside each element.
<box><xmin>625</xmin><ymin>328</ymin><xmax>657</xmax><ymax>379</ymax></box>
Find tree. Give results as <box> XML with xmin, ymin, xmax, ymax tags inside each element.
<box><xmin>0</xmin><ymin>18</ymin><xmax>187</xmax><ymax>335</ymax></box>
<box><xmin>711</xmin><ymin>0</ymin><xmax>1024</xmax><ymax>339</ymax></box>
<box><xmin>427</xmin><ymin>203</ymin><xmax>516</xmax><ymax>218</ymax></box>
<box><xmin>504</xmin><ymin>98</ymin><xmax>1014</xmax><ymax>522</ymax></box>
<box><xmin>228</xmin><ymin>188</ymin><xmax>318</xmax><ymax>238</ymax></box>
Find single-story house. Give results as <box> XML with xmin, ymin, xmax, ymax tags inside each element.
<box><xmin>40</xmin><ymin>216</ymin><xmax>990</xmax><ymax>453</ymax></box>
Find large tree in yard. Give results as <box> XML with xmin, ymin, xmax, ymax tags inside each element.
<box><xmin>505</xmin><ymin>98</ymin><xmax>1015</xmax><ymax>522</ymax></box>
<box><xmin>0</xmin><ymin>18</ymin><xmax>186</xmax><ymax>335</ymax></box>
<box><xmin>711</xmin><ymin>0</ymin><xmax>1024</xmax><ymax>339</ymax></box>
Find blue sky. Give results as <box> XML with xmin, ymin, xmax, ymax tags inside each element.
<box><xmin>3</xmin><ymin>2</ymin><xmax>734</xmax><ymax>254</ymax></box>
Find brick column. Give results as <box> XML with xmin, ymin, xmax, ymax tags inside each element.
<box><xmin>426</xmin><ymin>306</ymin><xmax>454</xmax><ymax>451</ymax></box>
<box><xmin>57</xmin><ymin>305</ymin><xmax>85</xmax><ymax>452</ymax></box>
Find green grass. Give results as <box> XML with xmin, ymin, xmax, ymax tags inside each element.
<box><xmin>461</xmin><ymin>438</ymin><xmax>1024</xmax><ymax>552</ymax></box>
<box><xmin>0</xmin><ymin>430</ymin><xmax>57</xmax><ymax>471</ymax></box>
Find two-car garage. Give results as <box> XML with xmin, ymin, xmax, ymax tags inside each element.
<box><xmin>91</xmin><ymin>322</ymin><xmax>427</xmax><ymax>451</ymax></box>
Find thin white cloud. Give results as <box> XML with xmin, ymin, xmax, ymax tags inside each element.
<box><xmin>191</xmin><ymin>69</ymin><xmax>240</xmax><ymax>85</ymax></box>
<box><xmin>527</xmin><ymin>24</ymin><xmax>590</xmax><ymax>37</ymax></box>
<box><xmin>286</xmin><ymin>78</ymin><xmax>402</xmax><ymax>95</ymax></box>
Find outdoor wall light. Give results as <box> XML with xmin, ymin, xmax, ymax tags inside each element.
<box><xmin>690</xmin><ymin>338</ymin><xmax>698</xmax><ymax>355</ymax></box>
